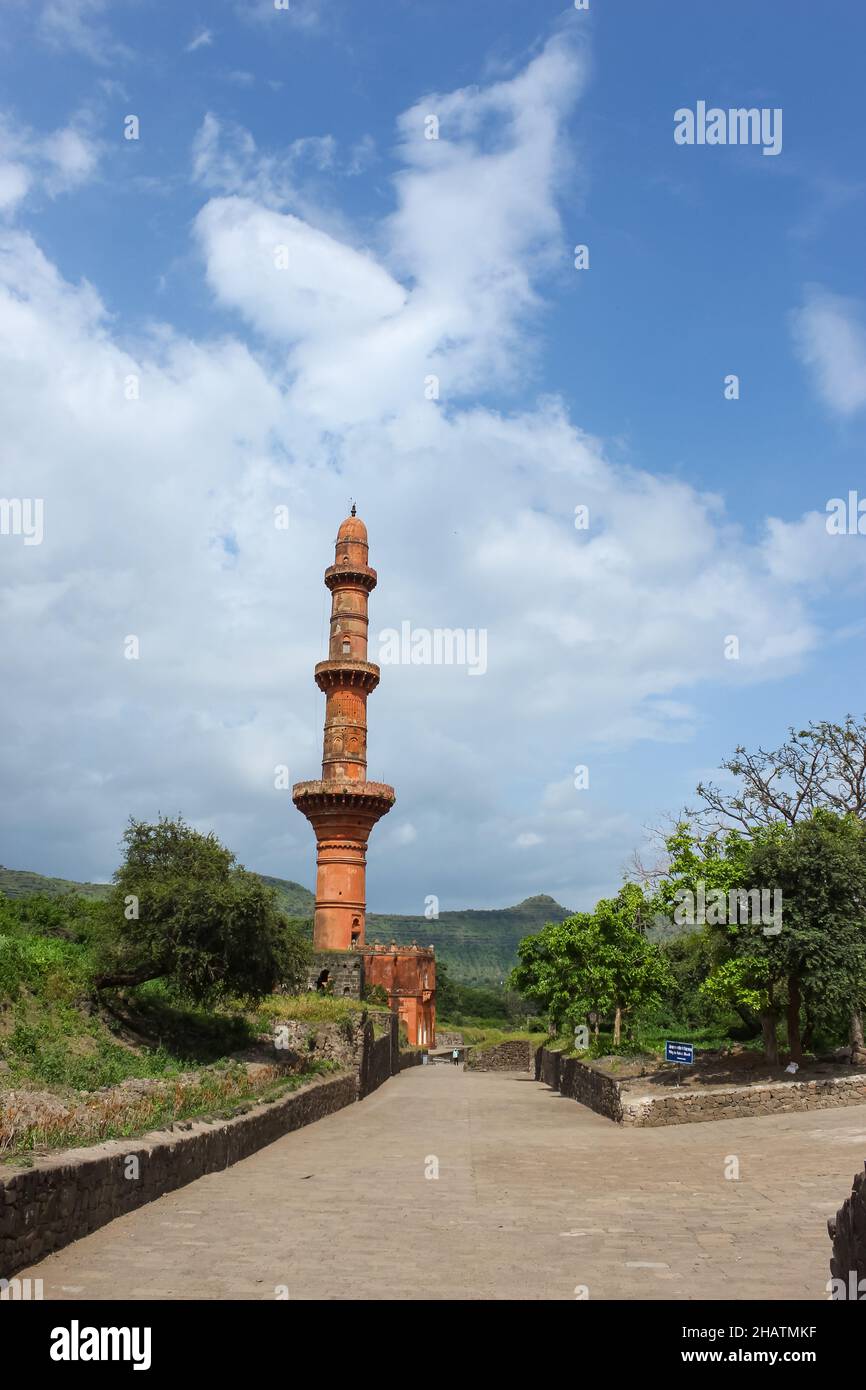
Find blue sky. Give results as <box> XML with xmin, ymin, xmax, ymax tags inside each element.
<box><xmin>1</xmin><ymin>0</ymin><xmax>865</xmax><ymax>913</ymax></box>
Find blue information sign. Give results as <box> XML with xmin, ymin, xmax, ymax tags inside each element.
<box><xmin>665</xmin><ymin>1041</ymin><xmax>694</xmax><ymax>1065</ymax></box>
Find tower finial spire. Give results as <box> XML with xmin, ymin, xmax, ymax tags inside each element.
<box><xmin>350</xmin><ymin>501</ymin><xmax>356</xmax><ymax>517</ymax></box>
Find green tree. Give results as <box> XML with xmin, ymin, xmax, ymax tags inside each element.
<box><xmin>699</xmin><ymin>955</ymin><xmax>782</xmax><ymax>1062</ymax></box>
<box><xmin>664</xmin><ymin>813</ymin><xmax>866</xmax><ymax>1064</ymax></box>
<box><xmin>434</xmin><ymin>958</ymin><xmax>461</xmax><ymax>1017</ymax></box>
<box><xmin>94</xmin><ymin>816</ymin><xmax>311</xmax><ymax>1003</ymax></box>
<box><xmin>510</xmin><ymin>886</ymin><xmax>672</xmax><ymax>1045</ymax></box>
<box><xmin>654</xmin><ymin>821</ymin><xmax>780</xmax><ymax>1048</ymax></box>
<box><xmin>746</xmin><ymin>812</ymin><xmax>866</xmax><ymax>1061</ymax></box>
<box><xmin>656</xmin><ymin>930</ymin><xmax>729</xmax><ymax>1031</ymax></box>
<box><xmin>694</xmin><ymin>717</ymin><xmax>866</xmax><ymax>1059</ymax></box>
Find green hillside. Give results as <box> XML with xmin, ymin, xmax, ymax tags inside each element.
<box><xmin>0</xmin><ymin>867</ymin><xmax>570</xmax><ymax>985</ymax></box>
<box><xmin>0</xmin><ymin>866</ymin><xmax>111</xmax><ymax>900</ymax></box>
<box><xmin>367</xmin><ymin>895</ymin><xmax>571</xmax><ymax>985</ymax></box>
<box><xmin>257</xmin><ymin>874</ymin><xmax>317</xmax><ymax>918</ymax></box>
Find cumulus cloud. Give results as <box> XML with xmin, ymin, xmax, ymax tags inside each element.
<box><xmin>193</xmin><ymin>37</ymin><xmax>586</xmax><ymax>427</ymax></box>
<box><xmin>0</xmin><ymin>161</ymin><xmax>30</xmax><ymax>213</ymax></box>
<box><xmin>791</xmin><ymin>286</ymin><xmax>866</xmax><ymax>417</ymax></box>
<box><xmin>195</xmin><ymin>196</ymin><xmax>406</xmax><ymax>343</ymax></box>
<box><xmin>2</xmin><ymin>33</ymin><xmax>861</xmax><ymax>911</ymax></box>
<box><xmin>38</xmin><ymin>0</ymin><xmax>131</xmax><ymax>66</ymax></box>
<box><xmin>763</xmin><ymin>509</ymin><xmax>866</xmax><ymax>588</ymax></box>
<box><xmin>0</xmin><ymin>113</ymin><xmax>101</xmax><ymax>214</ymax></box>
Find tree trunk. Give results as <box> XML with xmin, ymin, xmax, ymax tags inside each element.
<box><xmin>733</xmin><ymin>1003</ymin><xmax>762</xmax><ymax>1038</ymax></box>
<box><xmin>613</xmin><ymin>1006</ymin><xmax>622</xmax><ymax>1046</ymax></box>
<box><xmin>850</xmin><ymin>1009</ymin><xmax>866</xmax><ymax>1065</ymax></box>
<box><xmin>802</xmin><ymin>1003</ymin><xmax>815</xmax><ymax>1053</ymax></box>
<box><xmin>760</xmin><ymin>1010</ymin><xmax>779</xmax><ymax>1067</ymax></box>
<box><xmin>786</xmin><ymin>974</ymin><xmax>803</xmax><ymax>1062</ymax></box>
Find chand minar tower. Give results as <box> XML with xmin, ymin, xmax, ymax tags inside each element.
<box><xmin>292</xmin><ymin>508</ymin><xmax>396</xmax><ymax>950</ymax></box>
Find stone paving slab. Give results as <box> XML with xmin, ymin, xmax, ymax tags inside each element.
<box><xmin>17</xmin><ymin>1066</ymin><xmax>866</xmax><ymax>1300</ymax></box>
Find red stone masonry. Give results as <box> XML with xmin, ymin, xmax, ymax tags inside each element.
<box><xmin>292</xmin><ymin>512</ymin><xmax>395</xmax><ymax>951</ymax></box>
<box><xmin>292</xmin><ymin>512</ymin><xmax>435</xmax><ymax>1044</ymax></box>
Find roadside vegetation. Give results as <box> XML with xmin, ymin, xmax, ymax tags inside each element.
<box><xmin>0</xmin><ymin>817</ymin><xmax>358</xmax><ymax>1159</ymax></box>
<box><xmin>459</xmin><ymin>1027</ymin><xmax>547</xmax><ymax>1051</ymax></box>
<box><xmin>511</xmin><ymin>716</ymin><xmax>866</xmax><ymax>1071</ymax></box>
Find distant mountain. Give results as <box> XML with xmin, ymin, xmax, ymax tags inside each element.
<box><xmin>0</xmin><ymin>865</ymin><xmax>111</xmax><ymax>900</ymax></box>
<box><xmin>367</xmin><ymin>894</ymin><xmax>571</xmax><ymax>986</ymax></box>
<box><xmin>0</xmin><ymin>867</ymin><xmax>570</xmax><ymax>985</ymax></box>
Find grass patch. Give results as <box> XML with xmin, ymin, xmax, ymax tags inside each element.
<box><xmin>250</xmin><ymin>992</ymin><xmax>390</xmax><ymax>1028</ymax></box>
<box><xmin>0</xmin><ymin>898</ymin><xmax>382</xmax><ymax>1161</ymax></box>
<box><xmin>0</xmin><ymin>907</ymin><xmax>390</xmax><ymax>1160</ymax></box>
<box><xmin>634</xmin><ymin>1024</ymin><xmax>764</xmax><ymax>1056</ymax></box>
<box><xmin>461</xmin><ymin>1027</ymin><xmax>547</xmax><ymax>1051</ymax></box>
<box><xmin>0</xmin><ymin>1059</ymin><xmax>340</xmax><ymax>1160</ymax></box>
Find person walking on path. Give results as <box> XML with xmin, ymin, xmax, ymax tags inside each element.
<box><xmin>452</xmin><ymin>1048</ymin><xmax>460</xmax><ymax>1066</ymax></box>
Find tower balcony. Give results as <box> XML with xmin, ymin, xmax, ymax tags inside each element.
<box><xmin>324</xmin><ymin>563</ymin><xmax>377</xmax><ymax>594</ymax></box>
<box><xmin>292</xmin><ymin>779</ymin><xmax>396</xmax><ymax>840</ymax></box>
<box><xmin>314</xmin><ymin>659</ymin><xmax>380</xmax><ymax>694</ymax></box>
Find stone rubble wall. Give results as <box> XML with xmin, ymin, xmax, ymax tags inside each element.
<box><xmin>435</xmin><ymin>1031</ymin><xmax>464</xmax><ymax>1049</ymax></box>
<box><xmin>465</xmin><ymin>1040</ymin><xmax>535</xmax><ymax>1072</ymax></box>
<box><xmin>0</xmin><ymin>1008</ymin><xmax>418</xmax><ymax>1280</ymax></box>
<box><xmin>0</xmin><ymin>1072</ymin><xmax>357</xmax><ymax>1281</ymax></box>
<box><xmin>535</xmin><ymin>1047</ymin><xmax>866</xmax><ymax>1127</ymax></box>
<box><xmin>399</xmin><ymin>1051</ymin><xmax>425</xmax><ymax>1070</ymax></box>
<box><xmin>302</xmin><ymin>951</ymin><xmax>364</xmax><ymax>999</ymax></box>
<box><xmin>268</xmin><ymin>1009</ymin><xmax>398</xmax><ymax>1073</ymax></box>
<box><xmin>359</xmin><ymin>1026</ymin><xmax>393</xmax><ymax>1098</ymax></box>
<box><xmin>271</xmin><ymin>1018</ymin><xmax>364</xmax><ymax>1068</ymax></box>
<box><xmin>539</xmin><ymin>1047</ymin><xmax>561</xmax><ymax>1090</ymax></box>
<box><xmin>558</xmin><ymin>1054</ymin><xmax>623</xmax><ymax>1121</ymax></box>
<box><xmin>621</xmin><ymin>1072</ymin><xmax>866</xmax><ymax>1127</ymax></box>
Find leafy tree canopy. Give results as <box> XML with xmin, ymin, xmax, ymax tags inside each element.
<box><xmin>94</xmin><ymin>815</ymin><xmax>311</xmax><ymax>1004</ymax></box>
<box><xmin>510</xmin><ymin>885</ymin><xmax>673</xmax><ymax>1043</ymax></box>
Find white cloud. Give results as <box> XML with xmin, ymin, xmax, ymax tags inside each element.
<box><xmin>186</xmin><ymin>29</ymin><xmax>214</xmax><ymax>53</ymax></box>
<box><xmin>763</xmin><ymin>509</ymin><xmax>866</xmax><ymax>589</ymax></box>
<box><xmin>0</xmin><ymin>161</ymin><xmax>31</xmax><ymax>212</ymax></box>
<box><xmin>0</xmin><ymin>113</ymin><xmax>102</xmax><ymax>215</ymax></box>
<box><xmin>2</xmin><ymin>32</ymin><xmax>863</xmax><ymax>911</ymax></box>
<box><xmin>791</xmin><ymin>286</ymin><xmax>866</xmax><ymax>417</ymax></box>
<box><xmin>38</xmin><ymin>0</ymin><xmax>130</xmax><ymax>66</ymax></box>
<box><xmin>192</xmin><ymin>36</ymin><xmax>587</xmax><ymax>428</ymax></box>
<box><xmin>236</xmin><ymin>0</ymin><xmax>329</xmax><ymax>32</ymax></box>
<box><xmin>194</xmin><ymin>196</ymin><xmax>406</xmax><ymax>343</ymax></box>
<box><xmin>191</xmin><ymin>113</ymin><xmax>344</xmax><ymax>221</ymax></box>
<box><xmin>43</xmin><ymin>125</ymin><xmax>100</xmax><ymax>192</ymax></box>
<box><xmin>392</xmin><ymin>824</ymin><xmax>418</xmax><ymax>847</ymax></box>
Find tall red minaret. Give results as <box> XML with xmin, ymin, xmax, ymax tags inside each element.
<box><xmin>292</xmin><ymin>509</ymin><xmax>395</xmax><ymax>950</ymax></box>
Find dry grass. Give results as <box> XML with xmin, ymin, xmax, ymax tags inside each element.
<box><xmin>0</xmin><ymin>1060</ymin><xmax>326</xmax><ymax>1159</ymax></box>
<box><xmin>251</xmin><ymin>992</ymin><xmax>389</xmax><ymax>1026</ymax></box>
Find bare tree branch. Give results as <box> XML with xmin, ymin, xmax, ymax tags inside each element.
<box><xmin>692</xmin><ymin>717</ymin><xmax>866</xmax><ymax>834</ymax></box>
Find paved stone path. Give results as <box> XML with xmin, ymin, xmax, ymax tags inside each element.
<box><xmin>20</xmin><ymin>1067</ymin><xmax>866</xmax><ymax>1300</ymax></box>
